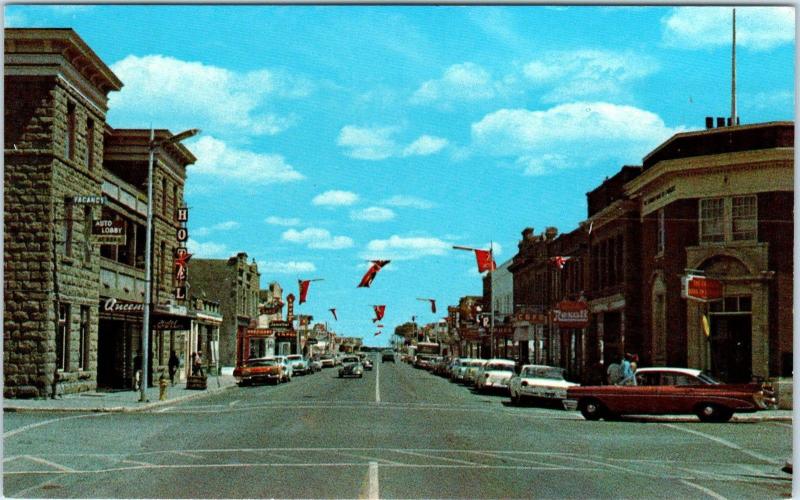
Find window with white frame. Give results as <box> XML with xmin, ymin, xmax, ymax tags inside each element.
<box><xmin>699</xmin><ymin>196</ymin><xmax>757</xmax><ymax>244</ymax></box>
<box><xmin>79</xmin><ymin>306</ymin><xmax>90</xmax><ymax>370</ymax></box>
<box><xmin>657</xmin><ymin>208</ymin><xmax>665</xmax><ymax>254</ymax></box>
<box><xmin>732</xmin><ymin>196</ymin><xmax>757</xmax><ymax>241</ymax></box>
<box><xmin>699</xmin><ymin>198</ymin><xmax>725</xmax><ymax>243</ymax></box>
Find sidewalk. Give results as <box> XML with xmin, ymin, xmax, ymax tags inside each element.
<box><xmin>3</xmin><ymin>374</ymin><xmax>238</xmax><ymax>413</ymax></box>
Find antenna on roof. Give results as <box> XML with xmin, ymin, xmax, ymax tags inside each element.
<box><xmin>731</xmin><ymin>8</ymin><xmax>737</xmax><ymax>127</ymax></box>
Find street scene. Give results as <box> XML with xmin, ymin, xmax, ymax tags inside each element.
<box><xmin>3</xmin><ymin>4</ymin><xmax>796</xmax><ymax>499</ymax></box>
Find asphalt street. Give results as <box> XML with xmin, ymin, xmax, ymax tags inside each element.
<box><xmin>3</xmin><ymin>356</ymin><xmax>792</xmax><ymax>498</ymax></box>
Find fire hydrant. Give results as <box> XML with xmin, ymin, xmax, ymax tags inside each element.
<box><xmin>159</xmin><ymin>372</ymin><xmax>168</xmax><ymax>401</ymax></box>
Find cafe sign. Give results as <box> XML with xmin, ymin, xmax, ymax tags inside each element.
<box><xmin>553</xmin><ymin>301</ymin><xmax>589</xmax><ymax>329</ymax></box>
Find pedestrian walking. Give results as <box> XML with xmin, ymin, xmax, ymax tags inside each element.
<box><xmin>606</xmin><ymin>359</ymin><xmax>623</xmax><ymax>385</ymax></box>
<box><xmin>51</xmin><ymin>366</ymin><xmax>63</xmax><ymax>399</ymax></box>
<box><xmin>194</xmin><ymin>351</ymin><xmax>205</xmax><ymax>377</ymax></box>
<box><xmin>133</xmin><ymin>352</ymin><xmax>142</xmax><ymax>390</ymax></box>
<box><xmin>168</xmin><ymin>350</ymin><xmax>180</xmax><ymax>386</ymax></box>
<box><xmin>620</xmin><ymin>353</ymin><xmax>637</xmax><ymax>386</ymax></box>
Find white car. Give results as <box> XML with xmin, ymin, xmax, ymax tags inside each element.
<box><xmin>462</xmin><ymin>359</ymin><xmax>488</xmax><ymax>385</ymax></box>
<box><xmin>286</xmin><ymin>354</ymin><xmax>309</xmax><ymax>375</ymax></box>
<box><xmin>272</xmin><ymin>356</ymin><xmax>294</xmax><ymax>382</ymax></box>
<box><xmin>474</xmin><ymin>359</ymin><xmax>516</xmax><ymax>392</ymax></box>
<box><xmin>450</xmin><ymin>358</ymin><xmax>474</xmax><ymax>382</ymax></box>
<box><xmin>508</xmin><ymin>364</ymin><xmax>578</xmax><ymax>404</ymax></box>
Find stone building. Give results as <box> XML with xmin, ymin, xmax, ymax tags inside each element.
<box><xmin>4</xmin><ymin>29</ymin><xmax>122</xmax><ymax>397</ymax></box>
<box><xmin>188</xmin><ymin>252</ymin><xmax>260</xmax><ymax>368</ymax></box>
<box><xmin>4</xmin><ymin>28</ymin><xmax>197</xmax><ymax>396</ymax></box>
<box><xmin>626</xmin><ymin>121</ymin><xmax>794</xmax><ymax>383</ymax></box>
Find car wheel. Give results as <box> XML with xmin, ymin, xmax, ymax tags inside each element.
<box><xmin>579</xmin><ymin>399</ymin><xmax>605</xmax><ymax>421</ymax></box>
<box><xmin>696</xmin><ymin>403</ymin><xmax>733</xmax><ymax>422</ymax></box>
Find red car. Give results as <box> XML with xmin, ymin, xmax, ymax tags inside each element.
<box><xmin>566</xmin><ymin>367</ymin><xmax>775</xmax><ymax>422</ymax></box>
<box><xmin>233</xmin><ymin>357</ymin><xmax>286</xmax><ymax>386</ymax></box>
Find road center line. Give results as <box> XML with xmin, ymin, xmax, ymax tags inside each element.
<box><xmin>368</xmin><ymin>461</ymin><xmax>379</xmax><ymax>500</ymax></box>
<box><xmin>679</xmin><ymin>479</ymin><xmax>728</xmax><ymax>500</ymax></box>
<box><xmin>662</xmin><ymin>423</ymin><xmax>780</xmax><ymax>465</ymax></box>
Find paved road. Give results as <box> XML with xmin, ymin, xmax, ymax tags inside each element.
<box><xmin>4</xmin><ymin>357</ymin><xmax>792</xmax><ymax>498</ymax></box>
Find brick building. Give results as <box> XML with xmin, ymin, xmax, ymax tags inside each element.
<box><xmin>626</xmin><ymin>121</ymin><xmax>793</xmax><ymax>382</ymax></box>
<box><xmin>188</xmin><ymin>253</ymin><xmax>260</xmax><ymax>368</ymax></box>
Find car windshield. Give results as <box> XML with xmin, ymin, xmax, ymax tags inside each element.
<box><xmin>523</xmin><ymin>367</ymin><xmax>564</xmax><ymax>379</ymax></box>
<box><xmin>697</xmin><ymin>371</ymin><xmax>720</xmax><ymax>384</ymax></box>
<box><xmin>486</xmin><ymin>363</ymin><xmax>515</xmax><ymax>372</ymax></box>
<box><xmin>245</xmin><ymin>359</ymin><xmax>277</xmax><ymax>367</ymax></box>
<box><xmin>342</xmin><ymin>357</ymin><xmax>360</xmax><ymax>363</ymax></box>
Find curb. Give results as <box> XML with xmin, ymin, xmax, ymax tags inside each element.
<box><xmin>4</xmin><ymin>383</ymin><xmax>236</xmax><ymax>414</ymax></box>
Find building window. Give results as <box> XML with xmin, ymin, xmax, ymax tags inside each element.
<box><xmin>63</xmin><ymin>203</ymin><xmax>74</xmax><ymax>257</ymax></box>
<box><xmin>66</xmin><ymin>102</ymin><xmax>76</xmax><ymax>160</ymax></box>
<box><xmin>79</xmin><ymin>306</ymin><xmax>90</xmax><ymax>370</ymax></box>
<box><xmin>160</xmin><ymin>241</ymin><xmax>167</xmax><ymax>291</ymax></box>
<box><xmin>699</xmin><ymin>198</ymin><xmax>725</xmax><ymax>243</ymax></box>
<box><xmin>86</xmin><ymin>118</ymin><xmax>95</xmax><ymax>169</ymax></box>
<box><xmin>172</xmin><ymin>185</ymin><xmax>178</xmax><ymax>220</ymax></box>
<box><xmin>84</xmin><ymin>206</ymin><xmax>93</xmax><ymax>264</ymax></box>
<box><xmin>162</xmin><ymin>178</ymin><xmax>168</xmax><ymax>215</ymax></box>
<box><xmin>57</xmin><ymin>303</ymin><xmax>71</xmax><ymax>371</ymax></box>
<box><xmin>732</xmin><ymin>196</ymin><xmax>757</xmax><ymax>241</ymax></box>
<box><xmin>657</xmin><ymin>209</ymin><xmax>665</xmax><ymax>254</ymax></box>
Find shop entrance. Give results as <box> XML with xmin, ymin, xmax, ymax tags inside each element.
<box><xmin>602</xmin><ymin>311</ymin><xmax>622</xmax><ymax>366</ymax></box>
<box><xmin>710</xmin><ymin>314</ymin><xmax>752</xmax><ymax>383</ymax></box>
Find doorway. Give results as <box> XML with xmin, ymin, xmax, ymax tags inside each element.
<box><xmin>709</xmin><ymin>314</ymin><xmax>752</xmax><ymax>383</ymax></box>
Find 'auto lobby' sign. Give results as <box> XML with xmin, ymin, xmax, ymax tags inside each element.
<box><xmin>553</xmin><ymin>301</ymin><xmax>589</xmax><ymax>329</ymax></box>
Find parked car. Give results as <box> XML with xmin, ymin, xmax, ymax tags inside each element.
<box><xmin>272</xmin><ymin>356</ymin><xmax>294</xmax><ymax>382</ymax></box>
<box><xmin>381</xmin><ymin>350</ymin><xmax>396</xmax><ymax>363</ymax></box>
<box><xmin>233</xmin><ymin>357</ymin><xmax>285</xmax><ymax>386</ymax></box>
<box><xmin>509</xmin><ymin>365</ymin><xmax>579</xmax><ymax>404</ymax></box>
<box><xmin>320</xmin><ymin>354</ymin><xmax>335</xmax><ymax>368</ymax></box>
<box><xmin>338</xmin><ymin>355</ymin><xmax>364</xmax><ymax>378</ymax></box>
<box><xmin>462</xmin><ymin>359</ymin><xmax>488</xmax><ymax>385</ymax></box>
<box><xmin>450</xmin><ymin>358</ymin><xmax>473</xmax><ymax>382</ymax></box>
<box><xmin>566</xmin><ymin>367</ymin><xmax>776</xmax><ymax>422</ymax></box>
<box><xmin>414</xmin><ymin>354</ymin><xmax>439</xmax><ymax>370</ymax></box>
<box><xmin>362</xmin><ymin>358</ymin><xmax>373</xmax><ymax>371</ymax></box>
<box><xmin>286</xmin><ymin>354</ymin><xmax>309</xmax><ymax>375</ymax></box>
<box><xmin>308</xmin><ymin>356</ymin><xmax>323</xmax><ymax>373</ymax></box>
<box><xmin>474</xmin><ymin>359</ymin><xmax>516</xmax><ymax>392</ymax></box>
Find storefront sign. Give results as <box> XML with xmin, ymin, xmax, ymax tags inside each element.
<box><xmin>68</xmin><ymin>195</ymin><xmax>107</xmax><ymax>205</ymax></box>
<box><xmin>103</xmin><ymin>298</ymin><xmax>144</xmax><ymax>313</ymax></box>
<box><xmin>275</xmin><ymin>330</ymin><xmax>296</xmax><ymax>339</ymax></box>
<box><xmin>151</xmin><ymin>316</ymin><xmax>191</xmax><ymax>331</ymax></box>
<box><xmin>553</xmin><ymin>301</ymin><xmax>589</xmax><ymax>328</ymax></box>
<box><xmin>246</xmin><ymin>328</ymin><xmax>273</xmax><ymax>337</ymax></box>
<box><xmin>513</xmin><ymin>312</ymin><xmax>548</xmax><ymax>324</ymax></box>
<box><xmin>269</xmin><ymin>320</ymin><xmax>291</xmax><ymax>330</ymax></box>
<box><xmin>682</xmin><ymin>275</ymin><xmax>723</xmax><ymax>302</ymax></box>
<box><xmin>92</xmin><ymin>219</ymin><xmax>126</xmax><ymax>245</ymax></box>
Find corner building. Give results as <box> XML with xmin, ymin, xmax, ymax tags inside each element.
<box><xmin>626</xmin><ymin>122</ymin><xmax>793</xmax><ymax>382</ymax></box>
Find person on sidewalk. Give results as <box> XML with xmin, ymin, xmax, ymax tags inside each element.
<box><xmin>168</xmin><ymin>350</ymin><xmax>180</xmax><ymax>386</ymax></box>
<box><xmin>193</xmin><ymin>351</ymin><xmax>205</xmax><ymax>377</ymax></box>
<box><xmin>133</xmin><ymin>352</ymin><xmax>142</xmax><ymax>390</ymax></box>
<box><xmin>50</xmin><ymin>366</ymin><xmax>63</xmax><ymax>399</ymax></box>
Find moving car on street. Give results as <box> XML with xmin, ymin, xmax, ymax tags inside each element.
<box><xmin>474</xmin><ymin>359</ymin><xmax>516</xmax><ymax>392</ymax></box>
<box><xmin>320</xmin><ymin>354</ymin><xmax>336</xmax><ymax>368</ymax></box>
<box><xmin>233</xmin><ymin>357</ymin><xmax>286</xmax><ymax>386</ymax></box>
<box><xmin>286</xmin><ymin>355</ymin><xmax>310</xmax><ymax>375</ymax></box>
<box><xmin>567</xmin><ymin>367</ymin><xmax>776</xmax><ymax>422</ymax></box>
<box><xmin>381</xmin><ymin>350</ymin><xmax>396</xmax><ymax>363</ymax></box>
<box><xmin>338</xmin><ymin>355</ymin><xmax>364</xmax><ymax>378</ymax></box>
<box><xmin>508</xmin><ymin>365</ymin><xmax>578</xmax><ymax>404</ymax></box>
<box><xmin>362</xmin><ymin>358</ymin><xmax>373</xmax><ymax>370</ymax></box>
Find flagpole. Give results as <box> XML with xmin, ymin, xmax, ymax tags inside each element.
<box><xmin>490</xmin><ymin>241</ymin><xmax>495</xmax><ymax>359</ymax></box>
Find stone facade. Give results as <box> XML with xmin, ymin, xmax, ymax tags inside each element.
<box><xmin>4</xmin><ymin>29</ymin><xmax>122</xmax><ymax>398</ymax></box>
<box><xmin>188</xmin><ymin>253</ymin><xmax>260</xmax><ymax>367</ymax></box>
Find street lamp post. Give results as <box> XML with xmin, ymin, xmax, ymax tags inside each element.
<box><xmin>140</xmin><ymin>128</ymin><xmax>200</xmax><ymax>403</ymax></box>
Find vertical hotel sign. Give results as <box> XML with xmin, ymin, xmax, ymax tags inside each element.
<box><xmin>174</xmin><ymin>205</ymin><xmax>190</xmax><ymax>300</ymax></box>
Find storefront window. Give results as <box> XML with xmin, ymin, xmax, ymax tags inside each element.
<box><xmin>700</xmin><ymin>198</ymin><xmax>724</xmax><ymax>243</ymax></box>
<box><xmin>57</xmin><ymin>303</ymin><xmax>70</xmax><ymax>371</ymax></box>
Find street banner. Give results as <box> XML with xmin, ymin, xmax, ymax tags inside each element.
<box><xmin>550</xmin><ymin>256</ymin><xmax>572</xmax><ymax>270</ymax></box>
<box><xmin>329</xmin><ymin>308</ymin><xmax>338</xmax><ymax>321</ymax></box>
<box><xmin>299</xmin><ymin>280</ymin><xmax>311</xmax><ymax>304</ymax></box>
<box><xmin>474</xmin><ymin>249</ymin><xmax>496</xmax><ymax>273</ymax></box>
<box><xmin>358</xmin><ymin>260</ymin><xmax>390</xmax><ymax>288</ymax></box>
<box><xmin>373</xmin><ymin>305</ymin><xmax>386</xmax><ymax>323</ymax></box>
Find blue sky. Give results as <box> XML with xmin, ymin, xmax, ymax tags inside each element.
<box><xmin>7</xmin><ymin>5</ymin><xmax>794</xmax><ymax>346</ymax></box>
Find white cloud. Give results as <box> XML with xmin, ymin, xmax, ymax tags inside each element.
<box><xmin>363</xmin><ymin>235</ymin><xmax>452</xmax><ymax>261</ymax></box>
<box><xmin>108</xmin><ymin>55</ymin><xmax>309</xmax><ymax>138</ymax></box>
<box><xmin>265</xmin><ymin>216</ymin><xmax>301</xmax><ymax>226</ymax></box>
<box><xmin>411</xmin><ymin>63</ymin><xmax>509</xmax><ymax>106</ymax></box>
<box><xmin>350</xmin><ymin>207</ymin><xmax>396</xmax><ymax>222</ymax></box>
<box><xmin>402</xmin><ymin>135</ymin><xmax>449</xmax><ymax>157</ymax></box>
<box><xmin>663</xmin><ymin>7</ymin><xmax>794</xmax><ymax>51</ymax></box>
<box><xmin>382</xmin><ymin>195</ymin><xmax>435</xmax><ymax>209</ymax></box>
<box><xmin>188</xmin><ymin>136</ymin><xmax>304</xmax><ymax>185</ymax></box>
<box><xmin>186</xmin><ymin>238</ymin><xmax>229</xmax><ymax>258</ymax></box>
<box><xmin>522</xmin><ymin>50</ymin><xmax>658</xmax><ymax>103</ymax></box>
<box><xmin>337</xmin><ymin>126</ymin><xmax>398</xmax><ymax>160</ymax></box>
<box><xmin>312</xmin><ymin>190</ymin><xmax>360</xmax><ymax>207</ymax></box>
<box><xmin>282</xmin><ymin>227</ymin><xmax>354</xmax><ymax>250</ymax></box>
<box><xmin>214</xmin><ymin>221</ymin><xmax>240</xmax><ymax>231</ymax></box>
<box><xmin>471</xmin><ymin>102</ymin><xmax>682</xmax><ymax>176</ymax></box>
<box><xmin>337</xmin><ymin>126</ymin><xmax>449</xmax><ymax>160</ymax></box>
<box><xmin>258</xmin><ymin>260</ymin><xmax>317</xmax><ymax>274</ymax></box>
